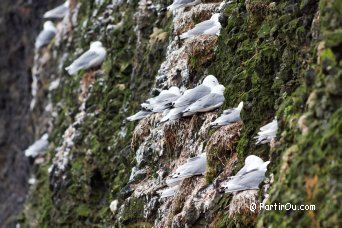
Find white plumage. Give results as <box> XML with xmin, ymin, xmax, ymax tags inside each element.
<box><xmin>166</xmin><ymin>153</ymin><xmax>207</xmax><ymax>187</ymax></box>
<box><xmin>65</xmin><ymin>41</ymin><xmax>107</xmax><ymax>75</ymax></box>
<box><xmin>254</xmin><ymin>118</ymin><xmax>278</xmax><ymax>144</ymax></box>
<box><xmin>210</xmin><ymin>102</ymin><xmax>243</xmax><ymax>128</ymax></box>
<box><xmin>24</xmin><ymin>134</ymin><xmax>49</xmax><ymax>158</ymax></box>
<box><xmin>180</xmin><ymin>13</ymin><xmax>221</xmax><ymax>39</ymax></box>
<box><xmin>167</xmin><ymin>0</ymin><xmax>201</xmax><ymax>11</ymax></box>
<box><xmin>43</xmin><ymin>1</ymin><xmax>70</xmax><ymax>19</ymax></box>
<box><xmin>35</xmin><ymin>21</ymin><xmax>57</xmax><ymax>49</ymax></box>
<box><xmin>221</xmin><ymin>155</ymin><xmax>270</xmax><ymax>193</ymax></box>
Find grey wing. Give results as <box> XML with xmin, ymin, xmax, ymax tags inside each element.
<box><xmin>173</xmin><ymin>0</ymin><xmax>196</xmax><ymax>4</ymax></box>
<box><xmin>71</xmin><ymin>51</ymin><xmax>100</xmax><ymax>69</ymax></box>
<box><xmin>217</xmin><ymin>111</ymin><xmax>240</xmax><ymax>124</ymax></box>
<box><xmin>223</xmin><ymin>108</ymin><xmax>235</xmax><ymax>115</ymax></box>
<box><xmin>232</xmin><ymin>170</ymin><xmax>266</xmax><ymax>188</ymax></box>
<box><xmin>44</xmin><ymin>5</ymin><xmax>68</xmax><ymax>18</ymax></box>
<box><xmin>152</xmin><ymin>93</ymin><xmax>179</xmax><ymax>105</ymax></box>
<box><xmin>35</xmin><ymin>30</ymin><xmax>56</xmax><ymax>48</ymax></box>
<box><xmin>174</xmin><ymin>85</ymin><xmax>210</xmax><ymax>107</ymax></box>
<box><xmin>190</xmin><ymin>93</ymin><xmax>224</xmax><ymax>110</ymax></box>
<box><xmin>187</xmin><ymin>20</ymin><xmax>215</xmax><ymax>36</ymax></box>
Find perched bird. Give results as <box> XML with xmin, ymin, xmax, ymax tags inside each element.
<box><xmin>182</xmin><ymin>84</ymin><xmax>225</xmax><ymax>116</ymax></box>
<box><xmin>142</xmin><ymin>86</ymin><xmax>181</xmax><ymax>112</ymax></box>
<box><xmin>254</xmin><ymin>118</ymin><xmax>278</xmax><ymax>144</ymax></box>
<box><xmin>180</xmin><ymin>13</ymin><xmax>221</xmax><ymax>39</ymax></box>
<box><xmin>233</xmin><ymin>155</ymin><xmax>264</xmax><ymax>178</ymax></box>
<box><xmin>126</xmin><ymin>110</ymin><xmax>152</xmax><ymax>122</ymax></box>
<box><xmin>159</xmin><ymin>106</ymin><xmax>188</xmax><ymax>123</ymax></box>
<box><xmin>210</xmin><ymin>102</ymin><xmax>243</xmax><ymax>128</ymax></box>
<box><xmin>35</xmin><ymin>21</ymin><xmax>57</xmax><ymax>49</ymax></box>
<box><xmin>157</xmin><ymin>185</ymin><xmax>179</xmax><ymax>198</ymax></box>
<box><xmin>24</xmin><ymin>133</ymin><xmax>49</xmax><ymax>158</ymax></box>
<box><xmin>222</xmin><ymin>155</ymin><xmax>270</xmax><ymax>193</ymax></box>
<box><xmin>166</xmin><ymin>153</ymin><xmax>207</xmax><ymax>187</ymax></box>
<box><xmin>172</xmin><ymin>75</ymin><xmax>219</xmax><ymax>108</ymax></box>
<box><xmin>43</xmin><ymin>0</ymin><xmax>70</xmax><ymax>19</ymax></box>
<box><xmin>167</xmin><ymin>0</ymin><xmax>201</xmax><ymax>11</ymax></box>
<box><xmin>65</xmin><ymin>41</ymin><xmax>107</xmax><ymax>75</ymax></box>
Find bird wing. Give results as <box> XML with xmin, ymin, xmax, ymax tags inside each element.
<box><xmin>35</xmin><ymin>30</ymin><xmax>56</xmax><ymax>48</ymax></box>
<box><xmin>173</xmin><ymin>85</ymin><xmax>211</xmax><ymax>107</ymax></box>
<box><xmin>186</xmin><ymin>93</ymin><xmax>224</xmax><ymax>112</ymax></box>
<box><xmin>43</xmin><ymin>5</ymin><xmax>68</xmax><ymax>18</ymax></box>
<box><xmin>70</xmin><ymin>50</ymin><xmax>100</xmax><ymax>69</ymax></box>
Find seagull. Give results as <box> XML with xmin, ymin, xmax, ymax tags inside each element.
<box><xmin>221</xmin><ymin>155</ymin><xmax>270</xmax><ymax>193</ymax></box>
<box><xmin>35</xmin><ymin>21</ymin><xmax>57</xmax><ymax>49</ymax></box>
<box><xmin>166</xmin><ymin>153</ymin><xmax>207</xmax><ymax>187</ymax></box>
<box><xmin>182</xmin><ymin>84</ymin><xmax>225</xmax><ymax>116</ymax></box>
<box><xmin>172</xmin><ymin>75</ymin><xmax>219</xmax><ymax>108</ymax></box>
<box><xmin>126</xmin><ymin>110</ymin><xmax>152</xmax><ymax>122</ymax></box>
<box><xmin>180</xmin><ymin>13</ymin><xmax>221</xmax><ymax>39</ymax></box>
<box><xmin>65</xmin><ymin>41</ymin><xmax>107</xmax><ymax>75</ymax></box>
<box><xmin>24</xmin><ymin>133</ymin><xmax>49</xmax><ymax>158</ymax></box>
<box><xmin>167</xmin><ymin>0</ymin><xmax>201</xmax><ymax>11</ymax></box>
<box><xmin>210</xmin><ymin>102</ymin><xmax>244</xmax><ymax>128</ymax></box>
<box><xmin>159</xmin><ymin>106</ymin><xmax>188</xmax><ymax>123</ymax></box>
<box><xmin>142</xmin><ymin>87</ymin><xmax>181</xmax><ymax>112</ymax></box>
<box><xmin>43</xmin><ymin>0</ymin><xmax>70</xmax><ymax>19</ymax></box>
<box><xmin>254</xmin><ymin>118</ymin><xmax>278</xmax><ymax>144</ymax></box>
<box><xmin>157</xmin><ymin>185</ymin><xmax>179</xmax><ymax>198</ymax></box>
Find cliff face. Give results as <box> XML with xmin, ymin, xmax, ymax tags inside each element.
<box><xmin>17</xmin><ymin>0</ymin><xmax>341</xmax><ymax>227</ymax></box>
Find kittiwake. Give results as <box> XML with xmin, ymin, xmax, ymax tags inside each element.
<box><xmin>43</xmin><ymin>0</ymin><xmax>70</xmax><ymax>19</ymax></box>
<box><xmin>24</xmin><ymin>133</ymin><xmax>49</xmax><ymax>158</ymax></box>
<box><xmin>157</xmin><ymin>185</ymin><xmax>179</xmax><ymax>198</ymax></box>
<box><xmin>166</xmin><ymin>153</ymin><xmax>207</xmax><ymax>187</ymax></box>
<box><xmin>222</xmin><ymin>156</ymin><xmax>270</xmax><ymax>193</ymax></box>
<box><xmin>182</xmin><ymin>84</ymin><xmax>225</xmax><ymax>116</ymax></box>
<box><xmin>180</xmin><ymin>13</ymin><xmax>221</xmax><ymax>39</ymax></box>
<box><xmin>126</xmin><ymin>110</ymin><xmax>152</xmax><ymax>122</ymax></box>
<box><xmin>172</xmin><ymin>75</ymin><xmax>219</xmax><ymax>108</ymax></box>
<box><xmin>35</xmin><ymin>21</ymin><xmax>57</xmax><ymax>49</ymax></box>
<box><xmin>167</xmin><ymin>0</ymin><xmax>201</xmax><ymax>11</ymax></box>
<box><xmin>210</xmin><ymin>102</ymin><xmax>244</xmax><ymax>128</ymax></box>
<box><xmin>142</xmin><ymin>86</ymin><xmax>181</xmax><ymax>112</ymax></box>
<box><xmin>65</xmin><ymin>41</ymin><xmax>107</xmax><ymax>75</ymax></box>
<box><xmin>254</xmin><ymin>118</ymin><xmax>278</xmax><ymax>144</ymax></box>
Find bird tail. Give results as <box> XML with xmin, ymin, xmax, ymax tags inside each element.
<box><xmin>223</xmin><ymin>182</ymin><xmax>258</xmax><ymax>193</ymax></box>
<box><xmin>180</xmin><ymin>32</ymin><xmax>190</xmax><ymax>40</ymax></box>
<box><xmin>65</xmin><ymin>65</ymin><xmax>79</xmax><ymax>75</ymax></box>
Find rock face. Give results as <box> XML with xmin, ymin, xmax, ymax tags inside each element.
<box><xmin>6</xmin><ymin>0</ymin><xmax>340</xmax><ymax>227</ymax></box>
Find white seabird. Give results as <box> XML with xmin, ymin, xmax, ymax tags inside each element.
<box><xmin>210</xmin><ymin>102</ymin><xmax>244</xmax><ymax>128</ymax></box>
<box><xmin>173</xmin><ymin>75</ymin><xmax>219</xmax><ymax>108</ymax></box>
<box><xmin>157</xmin><ymin>185</ymin><xmax>179</xmax><ymax>198</ymax></box>
<box><xmin>166</xmin><ymin>153</ymin><xmax>207</xmax><ymax>187</ymax></box>
<box><xmin>182</xmin><ymin>84</ymin><xmax>225</xmax><ymax>116</ymax></box>
<box><xmin>142</xmin><ymin>86</ymin><xmax>181</xmax><ymax>112</ymax></box>
<box><xmin>222</xmin><ymin>155</ymin><xmax>270</xmax><ymax>193</ymax></box>
<box><xmin>180</xmin><ymin>13</ymin><xmax>221</xmax><ymax>39</ymax></box>
<box><xmin>126</xmin><ymin>110</ymin><xmax>152</xmax><ymax>122</ymax></box>
<box><xmin>35</xmin><ymin>21</ymin><xmax>57</xmax><ymax>50</ymax></box>
<box><xmin>65</xmin><ymin>41</ymin><xmax>107</xmax><ymax>75</ymax></box>
<box><xmin>167</xmin><ymin>0</ymin><xmax>201</xmax><ymax>11</ymax></box>
<box><xmin>43</xmin><ymin>0</ymin><xmax>70</xmax><ymax>19</ymax></box>
<box><xmin>24</xmin><ymin>133</ymin><xmax>49</xmax><ymax>158</ymax></box>
<box><xmin>254</xmin><ymin>118</ymin><xmax>278</xmax><ymax>144</ymax></box>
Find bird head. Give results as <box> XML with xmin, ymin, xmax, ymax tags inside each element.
<box><xmin>202</xmin><ymin>75</ymin><xmax>219</xmax><ymax>88</ymax></box>
<box><xmin>90</xmin><ymin>41</ymin><xmax>103</xmax><ymax>49</ymax></box>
